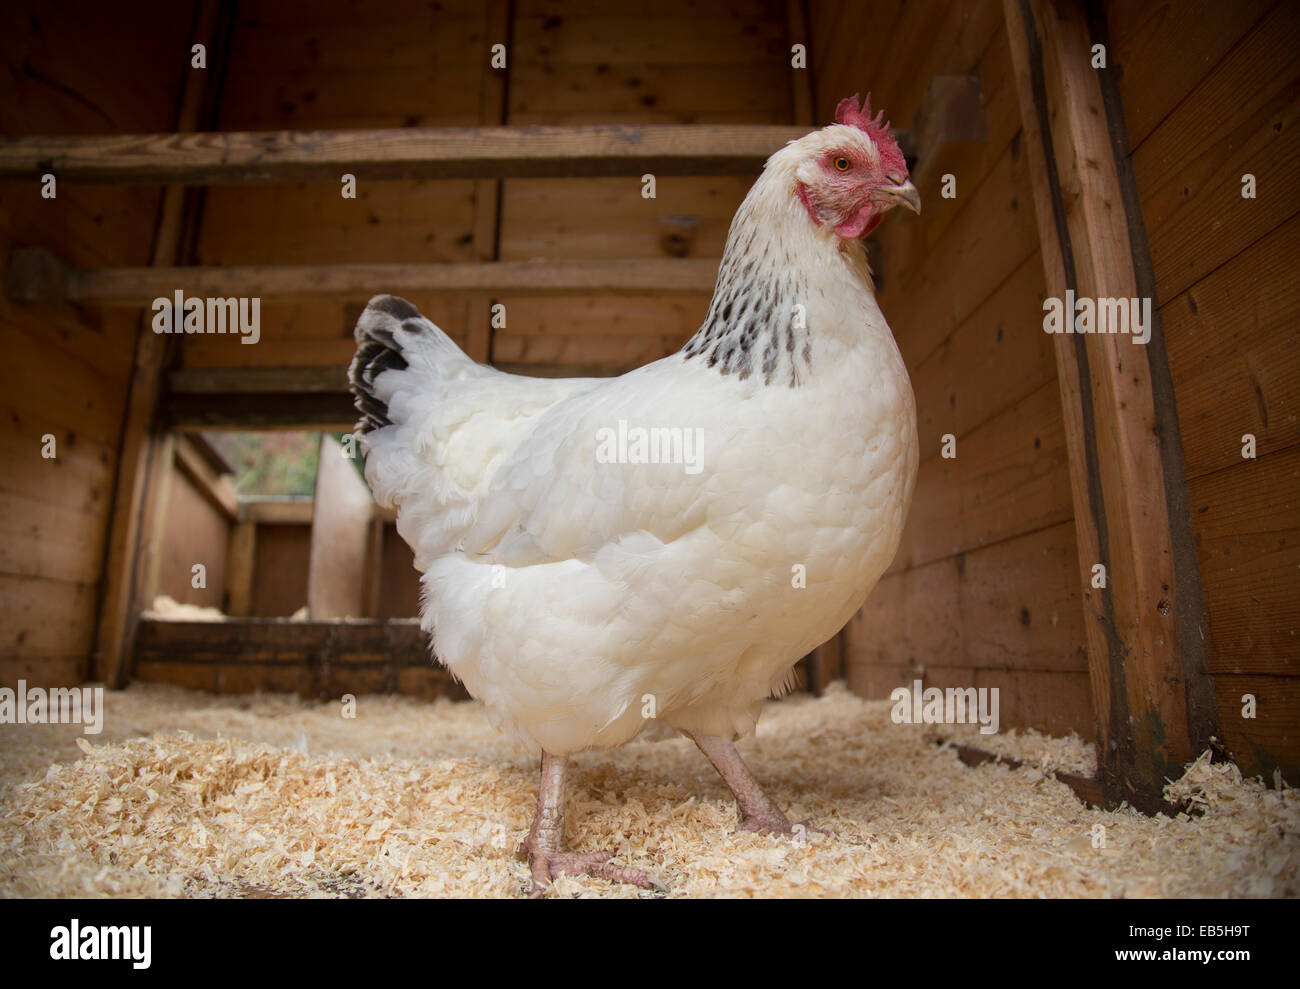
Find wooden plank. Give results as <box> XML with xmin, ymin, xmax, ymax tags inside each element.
<box><xmin>492</xmin><ymin>331</ymin><xmax>685</xmax><ymax>369</ymax></box>
<box><xmin>1211</xmin><ymin>674</ymin><xmax>1300</xmax><ymax>783</ymax></box>
<box><xmin>0</xmin><ymin>124</ymin><xmax>860</xmax><ymax>184</ymax></box>
<box><xmin>1189</xmin><ymin>445</ymin><xmax>1300</xmax><ymax>678</ymax></box>
<box><xmin>169</xmin><ymin>366</ymin><xmax>349</xmax><ymax>395</ymax></box>
<box><xmin>809</xmin><ymin>0</ymin><xmax>903</xmax><ymax>124</ymax></box>
<box><xmin>174</xmin><ymin>434</ymin><xmax>239</xmax><ymax>520</ymax></box>
<box><xmin>883</xmin><ymin>24</ymin><xmax>1021</xmax><ymax>290</ymax></box>
<box><xmin>854</xmin><ymin>521</ymin><xmax>1089</xmax><ymax>677</ymax></box>
<box><xmin>132</xmin><ymin>617</ymin><xmax>469</xmax><ymax>699</ymax></box>
<box><xmin>909</xmin><ymin>252</ymin><xmax>1055</xmax><ymax>462</ymax></box>
<box><xmin>1108</xmin><ymin>0</ymin><xmax>1276</xmax><ymax>151</ymax></box>
<box><xmin>250</xmin><ymin>524</ymin><xmax>311</xmax><ymax>617</ymax></box>
<box><xmin>885</xmin><ymin>137</ymin><xmax>1039</xmax><ymax>370</ymax></box>
<box><xmin>167</xmin><ymin>393</ymin><xmax>359</xmax><ymax>431</ymax></box>
<box><xmin>307</xmin><ymin>434</ymin><xmax>373</xmax><ymax>619</ymax></box>
<box><xmin>0</xmin><ymin>492</ymin><xmax>107</xmax><ymax>584</ymax></box>
<box><xmin>1162</xmin><ymin>214</ymin><xmax>1300</xmax><ymax>479</ymax></box>
<box><xmin>1133</xmin><ymin>1</ymin><xmax>1300</xmax><ymax>305</ymax></box>
<box><xmin>156</xmin><ymin>462</ymin><xmax>228</xmax><ymax>610</ymax></box>
<box><xmin>1004</xmin><ymin>0</ymin><xmax>1217</xmax><ymax>810</ymax></box>
<box><xmin>244</xmin><ymin>499</ymin><xmax>314</xmax><ymax>525</ymax></box>
<box><xmin>894</xmin><ymin>379</ymin><xmax>1072</xmax><ymax>572</ymax></box>
<box><xmin>0</xmin><ymin>574</ymin><xmax>96</xmax><ymax>660</ymax></box>
<box><xmin>50</xmin><ymin>258</ymin><xmax>723</xmax><ymax>306</ymax></box>
<box><xmin>0</xmin><ymin>426</ymin><xmax>116</xmax><ymax>514</ymax></box>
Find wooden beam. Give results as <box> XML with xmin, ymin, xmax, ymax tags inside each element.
<box><xmin>26</xmin><ymin>257</ymin><xmax>721</xmax><ymax>306</ymax></box>
<box><xmin>243</xmin><ymin>499</ymin><xmax>313</xmax><ymax>525</ymax></box>
<box><xmin>92</xmin><ymin>0</ymin><xmax>225</xmax><ymax>688</ymax></box>
<box><xmin>132</xmin><ymin>617</ymin><xmax>471</xmax><ymax>700</ymax></box>
<box><xmin>174</xmin><ymin>433</ymin><xmax>239</xmax><ymax>520</ymax></box>
<box><xmin>168</xmin><ymin>394</ymin><xmax>358</xmax><ymax>431</ymax></box>
<box><xmin>0</xmin><ymin>124</ymin><xmax>880</xmax><ymax>184</ymax></box>
<box><xmin>163</xmin><ymin>363</ymin><xmax>629</xmax><ymax>430</ymax></box>
<box><xmin>1003</xmin><ymin>0</ymin><xmax>1215</xmax><ymax>811</ymax></box>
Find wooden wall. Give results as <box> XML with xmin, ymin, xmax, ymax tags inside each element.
<box><xmin>1107</xmin><ymin>0</ymin><xmax>1300</xmax><ymax>780</ymax></box>
<box><xmin>811</xmin><ymin>0</ymin><xmax>1095</xmax><ymax>738</ymax></box>
<box><xmin>157</xmin><ymin>459</ymin><xmax>231</xmax><ymax>610</ymax></box>
<box><xmin>182</xmin><ymin>0</ymin><xmax>794</xmax><ymax>380</ymax></box>
<box><xmin>0</xmin><ymin>3</ymin><xmax>191</xmax><ymax>688</ymax></box>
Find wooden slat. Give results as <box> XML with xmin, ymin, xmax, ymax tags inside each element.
<box><xmin>0</xmin><ymin>574</ymin><xmax>96</xmax><ymax>658</ymax></box>
<box><xmin>132</xmin><ymin>617</ymin><xmax>469</xmax><ymax>699</ymax></box>
<box><xmin>1188</xmin><ymin>445</ymin><xmax>1300</xmax><ymax>678</ymax></box>
<box><xmin>885</xmin><ymin>137</ymin><xmax>1039</xmax><ymax>370</ymax></box>
<box><xmin>243</xmin><ymin>500</ymin><xmax>314</xmax><ymax>525</ymax></box>
<box><xmin>0</xmin><ymin>493</ymin><xmax>107</xmax><ymax>584</ymax></box>
<box><xmin>1162</xmin><ymin>214</ymin><xmax>1300</xmax><ymax>480</ymax></box>
<box><xmin>909</xmin><ymin>252</ymin><xmax>1055</xmax><ymax>463</ymax></box>
<box><xmin>1133</xmin><ymin>1</ymin><xmax>1300</xmax><ymax>306</ymax></box>
<box><xmin>1211</xmin><ymin>673</ymin><xmax>1300</xmax><ymax>782</ymax></box>
<box><xmin>173</xmin><ymin>434</ymin><xmax>239</xmax><ymax>520</ymax></box>
<box><xmin>1004</xmin><ymin>0</ymin><xmax>1217</xmax><ymax>810</ymax></box>
<box><xmin>856</xmin><ymin>521</ymin><xmax>1090</xmax><ymax>673</ymax></box>
<box><xmin>48</xmin><ymin>257</ymin><xmax>723</xmax><ymax>306</ymax></box>
<box><xmin>0</xmin><ymin>124</ymin><xmax>861</xmax><ymax>184</ymax></box>
<box><xmin>893</xmin><ymin>379</ymin><xmax>1072</xmax><ymax>572</ymax></box>
<box><xmin>1108</xmin><ymin>0</ymin><xmax>1276</xmax><ymax>151</ymax></box>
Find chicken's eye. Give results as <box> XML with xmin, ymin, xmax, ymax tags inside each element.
<box><xmin>833</xmin><ymin>156</ymin><xmax>851</xmax><ymax>172</ymax></box>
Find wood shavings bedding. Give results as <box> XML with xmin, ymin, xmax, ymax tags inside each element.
<box><xmin>1</xmin><ymin>682</ymin><xmax>1295</xmax><ymax>898</ymax></box>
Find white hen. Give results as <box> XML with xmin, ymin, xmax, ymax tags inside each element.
<box><xmin>348</xmin><ymin>94</ymin><xmax>920</xmax><ymax>894</ymax></box>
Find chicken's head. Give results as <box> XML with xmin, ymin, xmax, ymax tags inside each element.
<box><xmin>793</xmin><ymin>93</ymin><xmax>920</xmax><ymax>239</ymax></box>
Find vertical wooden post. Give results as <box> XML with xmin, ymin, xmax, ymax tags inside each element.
<box><xmin>1003</xmin><ymin>0</ymin><xmax>1216</xmax><ymax>810</ymax></box>
<box><xmin>224</xmin><ymin>517</ymin><xmax>256</xmax><ymax>617</ymax></box>
<box><xmin>464</xmin><ymin>0</ymin><xmax>512</xmax><ymax>366</ymax></box>
<box><xmin>93</xmin><ymin>1</ymin><xmax>225</xmax><ymax>686</ymax></box>
<box><xmin>363</xmin><ymin>515</ymin><xmax>386</xmax><ymax>619</ymax></box>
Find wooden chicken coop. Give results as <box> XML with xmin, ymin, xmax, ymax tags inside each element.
<box><xmin>1</xmin><ymin>0</ymin><xmax>1296</xmax><ymax>818</ymax></box>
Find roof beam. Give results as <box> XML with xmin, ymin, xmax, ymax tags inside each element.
<box><xmin>5</xmin><ymin>249</ymin><xmax>719</xmax><ymax>305</ymax></box>
<box><xmin>0</xmin><ymin>124</ymin><xmax>881</xmax><ymax>184</ymax></box>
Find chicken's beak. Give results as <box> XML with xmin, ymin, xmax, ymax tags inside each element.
<box><xmin>873</xmin><ymin>179</ymin><xmax>922</xmax><ymax>215</ymax></box>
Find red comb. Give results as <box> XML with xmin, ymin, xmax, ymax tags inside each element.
<box><xmin>834</xmin><ymin>93</ymin><xmax>907</xmax><ymax>175</ymax></box>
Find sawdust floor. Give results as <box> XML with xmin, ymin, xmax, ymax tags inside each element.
<box><xmin>1</xmin><ymin>682</ymin><xmax>1296</xmax><ymax>898</ymax></box>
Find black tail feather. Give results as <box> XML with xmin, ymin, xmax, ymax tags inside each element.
<box><xmin>348</xmin><ymin>294</ymin><xmax>422</xmax><ymax>433</ymax></box>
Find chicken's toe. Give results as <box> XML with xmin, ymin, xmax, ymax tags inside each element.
<box><xmin>523</xmin><ymin>845</ymin><xmax>665</xmax><ymax>897</ymax></box>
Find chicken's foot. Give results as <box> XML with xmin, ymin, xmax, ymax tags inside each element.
<box><xmin>517</xmin><ymin>750</ymin><xmax>665</xmax><ymax>897</ymax></box>
<box><xmin>691</xmin><ymin>732</ymin><xmax>822</xmax><ymax>836</ymax></box>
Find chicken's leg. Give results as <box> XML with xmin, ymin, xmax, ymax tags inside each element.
<box><xmin>517</xmin><ymin>750</ymin><xmax>665</xmax><ymax>897</ymax></box>
<box><xmin>691</xmin><ymin>732</ymin><xmax>805</xmax><ymax>834</ymax></box>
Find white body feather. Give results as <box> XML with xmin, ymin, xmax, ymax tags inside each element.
<box><xmin>358</xmin><ymin>135</ymin><xmax>918</xmax><ymax>755</ymax></box>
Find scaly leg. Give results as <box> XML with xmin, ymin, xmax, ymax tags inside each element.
<box><xmin>516</xmin><ymin>750</ymin><xmax>665</xmax><ymax>897</ymax></box>
<box><xmin>691</xmin><ymin>732</ymin><xmax>808</xmax><ymax>834</ymax></box>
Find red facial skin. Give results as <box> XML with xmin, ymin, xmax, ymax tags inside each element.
<box><xmin>797</xmin><ymin>93</ymin><xmax>910</xmax><ymax>240</ymax></box>
<box><xmin>797</xmin><ymin>146</ymin><xmax>904</xmax><ymax>240</ymax></box>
